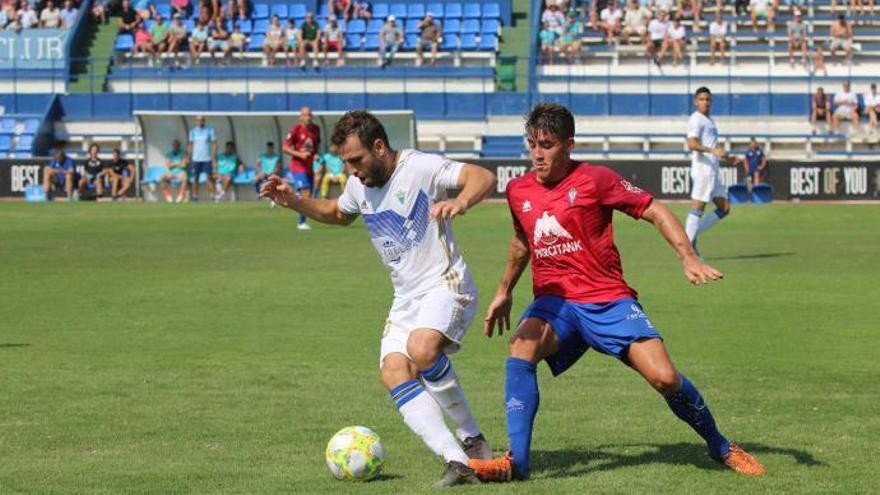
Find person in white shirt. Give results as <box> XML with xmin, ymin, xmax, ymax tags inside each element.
<box><xmin>749</xmin><ymin>0</ymin><xmax>775</xmax><ymax>33</ymax></box>
<box><xmin>17</xmin><ymin>3</ymin><xmax>38</xmax><ymax>30</ymax></box>
<box><xmin>864</xmin><ymin>83</ymin><xmax>880</xmax><ymax>132</ymax></box>
<box><xmin>541</xmin><ymin>3</ymin><xmax>566</xmax><ymax>34</ymax></box>
<box><xmin>259</xmin><ymin>110</ymin><xmax>497</xmax><ymax>488</ymax></box>
<box><xmin>831</xmin><ymin>81</ymin><xmax>859</xmax><ymax>132</ymax></box>
<box><xmin>621</xmin><ymin>0</ymin><xmax>651</xmax><ymax>45</ymax></box>
<box><xmin>600</xmin><ymin>0</ymin><xmax>623</xmax><ymax>44</ymax></box>
<box><xmin>646</xmin><ymin>9</ymin><xmax>670</xmax><ymax>65</ymax></box>
<box><xmin>662</xmin><ymin>18</ymin><xmax>687</xmax><ymax>66</ymax></box>
<box><xmin>787</xmin><ymin>10</ymin><xmax>808</xmax><ymax>69</ymax></box>
<box><xmin>39</xmin><ymin>0</ymin><xmax>60</xmax><ymax>27</ymax></box>
<box><xmin>708</xmin><ymin>13</ymin><xmax>727</xmax><ymax>65</ymax></box>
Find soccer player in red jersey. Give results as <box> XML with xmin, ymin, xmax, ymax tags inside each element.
<box><xmin>469</xmin><ymin>103</ymin><xmax>765</xmax><ymax>481</ymax></box>
<box><xmin>283</xmin><ymin>106</ymin><xmax>321</xmax><ymax>230</ymax></box>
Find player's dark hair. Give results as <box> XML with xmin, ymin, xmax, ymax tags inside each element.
<box><xmin>331</xmin><ymin>110</ymin><xmax>391</xmax><ymax>150</ymax></box>
<box><xmin>695</xmin><ymin>87</ymin><xmax>712</xmax><ymax>97</ymax></box>
<box><xmin>524</xmin><ymin>103</ymin><xmax>575</xmax><ymax>141</ymax></box>
<box><xmin>266</xmin><ymin>141</ymin><xmax>274</xmax><ymax>147</ymax></box>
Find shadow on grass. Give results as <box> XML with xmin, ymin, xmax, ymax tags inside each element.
<box><xmin>372</xmin><ymin>473</ymin><xmax>405</xmax><ymax>482</ymax></box>
<box><xmin>532</xmin><ymin>442</ymin><xmax>824</xmax><ymax>479</ymax></box>
<box><xmin>707</xmin><ymin>252</ymin><xmax>796</xmax><ymax>261</ymax></box>
<box><xmin>0</xmin><ymin>343</ymin><xmax>30</xmax><ymax>349</ymax></box>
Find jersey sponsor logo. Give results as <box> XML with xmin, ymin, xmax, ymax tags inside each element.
<box><xmin>532</xmin><ymin>211</ymin><xmax>583</xmax><ymax>259</ymax></box>
<box><xmin>521</xmin><ymin>200</ymin><xmax>531</xmax><ymax>212</ymax></box>
<box><xmin>362</xmin><ymin>189</ymin><xmax>430</xmax><ymax>264</ymax></box>
<box><xmin>620</xmin><ymin>179</ymin><xmax>644</xmax><ymax>194</ymax></box>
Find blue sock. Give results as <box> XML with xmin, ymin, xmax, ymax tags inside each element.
<box><xmin>505</xmin><ymin>357</ymin><xmax>539</xmax><ymax>479</ymax></box>
<box><xmin>298</xmin><ymin>213</ymin><xmax>306</xmax><ymax>225</ymax></box>
<box><xmin>666</xmin><ymin>375</ymin><xmax>730</xmax><ymax>459</ymax></box>
<box><xmin>389</xmin><ymin>379</ymin><xmax>425</xmax><ymax>409</ymax></box>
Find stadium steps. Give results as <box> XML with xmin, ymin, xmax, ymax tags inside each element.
<box><xmin>497</xmin><ymin>0</ymin><xmax>531</xmax><ymax>91</ymax></box>
<box><xmin>69</xmin><ymin>18</ymin><xmax>120</xmax><ymax>93</ymax></box>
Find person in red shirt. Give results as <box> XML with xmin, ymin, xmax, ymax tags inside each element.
<box><xmin>469</xmin><ymin>103</ymin><xmax>765</xmax><ymax>482</ymax></box>
<box><xmin>283</xmin><ymin>106</ymin><xmax>321</xmax><ymax>230</ymax></box>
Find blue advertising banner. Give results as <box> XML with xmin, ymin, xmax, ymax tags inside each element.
<box><xmin>0</xmin><ymin>29</ymin><xmax>70</xmax><ymax>69</ymax></box>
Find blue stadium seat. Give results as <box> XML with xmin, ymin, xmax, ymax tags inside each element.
<box><xmin>426</xmin><ymin>3</ymin><xmax>444</xmax><ymax>17</ymax></box>
<box><xmin>751</xmin><ymin>184</ymin><xmax>773</xmax><ymax>204</ymax></box>
<box><xmin>318</xmin><ymin>2</ymin><xmax>329</xmax><ymax>17</ymax></box>
<box><xmin>345</xmin><ymin>33</ymin><xmax>363</xmax><ymax>50</ymax></box>
<box><xmin>233</xmin><ymin>168</ymin><xmax>256</xmax><ymax>185</ymax></box>
<box><xmin>238</xmin><ymin>19</ymin><xmax>253</xmax><ymax>33</ymax></box>
<box><xmin>253</xmin><ymin>3</ymin><xmax>269</xmax><ymax>19</ymax></box>
<box><xmin>15</xmin><ymin>134</ymin><xmax>33</xmax><ymax>151</ymax></box>
<box><xmin>441</xmin><ymin>33</ymin><xmax>459</xmax><ymax>50</ymax></box>
<box><xmin>405</xmin><ymin>33</ymin><xmax>419</xmax><ymax>49</ymax></box>
<box><xmin>443</xmin><ymin>18</ymin><xmax>461</xmax><ymax>34</ymax></box>
<box><xmin>363</xmin><ymin>33</ymin><xmax>380</xmax><ymax>49</ymax></box>
<box><xmin>408</xmin><ymin>3</ymin><xmax>425</xmax><ymax>18</ymax></box>
<box><xmin>461</xmin><ymin>19</ymin><xmax>479</xmax><ymax>34</ymax></box>
<box><xmin>405</xmin><ymin>19</ymin><xmax>420</xmax><ymax>34</ymax></box>
<box><xmin>142</xmin><ymin>166</ymin><xmax>166</xmax><ymax>185</ymax></box>
<box><xmin>348</xmin><ymin>19</ymin><xmax>366</xmax><ymax>34</ymax></box>
<box><xmin>144</xmin><ymin>19</ymin><xmax>155</xmax><ymax>30</ymax></box>
<box><xmin>373</xmin><ymin>3</ymin><xmax>389</xmax><ymax>19</ymax></box>
<box><xmin>483</xmin><ymin>2</ymin><xmax>501</xmax><ymax>20</ymax></box>
<box><xmin>0</xmin><ymin>135</ymin><xmax>10</xmax><ymax>152</ymax></box>
<box><xmin>460</xmin><ymin>33</ymin><xmax>478</xmax><ymax>50</ymax></box>
<box><xmin>0</xmin><ymin>118</ymin><xmax>14</xmax><ymax>132</ymax></box>
<box><xmin>254</xmin><ymin>19</ymin><xmax>269</xmax><ymax>33</ymax></box>
<box><xmin>270</xmin><ymin>4</ymin><xmax>288</xmax><ymax>18</ymax></box>
<box><xmin>389</xmin><ymin>3</ymin><xmax>407</xmax><ymax>19</ymax></box>
<box><xmin>367</xmin><ymin>19</ymin><xmax>383</xmax><ymax>33</ymax></box>
<box><xmin>248</xmin><ymin>34</ymin><xmax>265</xmax><ymax>50</ymax></box>
<box><xmin>463</xmin><ymin>2</ymin><xmax>481</xmax><ymax>18</ymax></box>
<box><xmin>445</xmin><ymin>3</ymin><xmax>462</xmax><ymax>18</ymax></box>
<box><xmin>23</xmin><ymin>118</ymin><xmax>39</xmax><ymax>134</ymax></box>
<box><xmin>184</xmin><ymin>19</ymin><xmax>195</xmax><ymax>31</ymax></box>
<box><xmin>481</xmin><ymin>19</ymin><xmax>499</xmax><ymax>34</ymax></box>
<box><xmin>157</xmin><ymin>4</ymin><xmax>171</xmax><ymax>18</ymax></box>
<box><xmin>479</xmin><ymin>33</ymin><xmax>498</xmax><ymax>50</ymax></box>
<box><xmin>290</xmin><ymin>4</ymin><xmax>308</xmax><ymax>18</ymax></box>
<box><xmin>114</xmin><ymin>34</ymin><xmax>133</xmax><ymax>51</ymax></box>
<box><xmin>728</xmin><ymin>184</ymin><xmax>750</xmax><ymax>204</ymax></box>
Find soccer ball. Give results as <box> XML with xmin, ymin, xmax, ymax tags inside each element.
<box><xmin>325</xmin><ymin>426</ymin><xmax>385</xmax><ymax>481</ymax></box>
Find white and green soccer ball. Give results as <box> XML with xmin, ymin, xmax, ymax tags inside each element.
<box><xmin>325</xmin><ymin>426</ymin><xmax>385</xmax><ymax>481</ymax></box>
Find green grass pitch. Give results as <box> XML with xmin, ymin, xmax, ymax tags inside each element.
<box><xmin>0</xmin><ymin>202</ymin><xmax>877</xmax><ymax>494</ymax></box>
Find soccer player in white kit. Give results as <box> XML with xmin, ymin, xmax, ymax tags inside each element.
<box><xmin>685</xmin><ymin>87</ymin><xmax>741</xmax><ymax>255</ymax></box>
<box><xmin>259</xmin><ymin>110</ymin><xmax>497</xmax><ymax>488</ymax></box>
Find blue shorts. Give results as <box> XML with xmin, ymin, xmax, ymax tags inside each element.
<box><xmin>520</xmin><ymin>296</ymin><xmax>662</xmax><ymax>376</ymax></box>
<box><xmin>190</xmin><ymin>161</ymin><xmax>213</xmax><ymax>180</ymax></box>
<box><xmin>285</xmin><ymin>171</ymin><xmax>313</xmax><ymax>191</ymax></box>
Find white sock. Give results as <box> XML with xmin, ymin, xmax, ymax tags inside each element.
<box><xmin>392</xmin><ymin>380</ymin><xmax>469</xmax><ymax>464</ymax></box>
<box><xmin>697</xmin><ymin>209</ymin><xmax>725</xmax><ymax>237</ymax></box>
<box><xmin>685</xmin><ymin>209</ymin><xmax>703</xmax><ymax>242</ymax></box>
<box><xmin>421</xmin><ymin>354</ymin><xmax>481</xmax><ymax>441</ymax></box>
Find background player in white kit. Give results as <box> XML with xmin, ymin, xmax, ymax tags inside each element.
<box><xmin>685</xmin><ymin>87</ymin><xmax>742</xmax><ymax>255</ymax></box>
<box><xmin>260</xmin><ymin>110</ymin><xmax>497</xmax><ymax>488</ymax></box>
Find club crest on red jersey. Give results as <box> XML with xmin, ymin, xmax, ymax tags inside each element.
<box><xmin>567</xmin><ymin>188</ymin><xmax>577</xmax><ymax>206</ymax></box>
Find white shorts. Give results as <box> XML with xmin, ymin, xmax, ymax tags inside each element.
<box><xmin>834</xmin><ymin>105</ymin><xmax>854</xmax><ymax>120</ymax></box>
<box><xmin>379</xmin><ymin>286</ymin><xmax>477</xmax><ymax>367</ymax></box>
<box><xmin>690</xmin><ymin>165</ymin><xmax>727</xmax><ymax>203</ymax></box>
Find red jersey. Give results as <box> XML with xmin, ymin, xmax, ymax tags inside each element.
<box><xmin>284</xmin><ymin>123</ymin><xmax>320</xmax><ymax>174</ymax></box>
<box><xmin>506</xmin><ymin>163</ymin><xmax>654</xmax><ymax>303</ymax></box>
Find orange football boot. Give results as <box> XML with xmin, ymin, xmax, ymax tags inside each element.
<box><xmin>721</xmin><ymin>443</ymin><xmax>765</xmax><ymax>476</ymax></box>
<box><xmin>468</xmin><ymin>452</ymin><xmax>514</xmax><ymax>482</ymax></box>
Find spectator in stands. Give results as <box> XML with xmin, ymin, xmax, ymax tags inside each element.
<box><xmin>662</xmin><ymin>17</ymin><xmax>686</xmax><ymax>66</ymax></box>
<box><xmin>812</xmin><ymin>42</ymin><xmax>827</xmax><ymax>76</ymax></box>
<box><xmin>299</xmin><ymin>12</ymin><xmax>321</xmax><ymax>69</ymax></box>
<box><xmin>851</xmin><ymin>0</ymin><xmax>874</xmax><ymax>17</ymax></box>
<box><xmin>314</xmin><ymin>143</ymin><xmax>348</xmax><ymax>199</ymax></box>
<box><xmin>864</xmin><ymin>83</ymin><xmax>879</xmax><ymax>133</ymax></box>
<box><xmin>749</xmin><ymin>0</ymin><xmax>774</xmax><ymax>34</ymax></box>
<box><xmin>215</xmin><ymin>140</ymin><xmax>243</xmax><ymax>202</ymax></box>
<box><xmin>416</xmin><ymin>12</ymin><xmax>441</xmax><ymax>66</ymax></box>
<box><xmin>133</xmin><ymin>22</ymin><xmax>150</xmax><ymax>54</ymax></box>
<box><xmin>787</xmin><ymin>10</ymin><xmax>808</xmax><ymax>69</ymax></box>
<box><xmin>146</xmin><ymin>14</ymin><xmax>169</xmax><ymax>63</ymax></box>
<box><xmin>743</xmin><ymin>138</ymin><xmax>767</xmax><ymax>186</ymax></box>
<box><xmin>132</xmin><ymin>0</ymin><xmax>156</xmax><ymax>21</ymax></box>
<box><xmin>79</xmin><ymin>144</ymin><xmax>112</xmax><ymax>199</ymax></box>
<box><xmin>811</xmin><ymin>87</ymin><xmax>829</xmax><ymax>133</ymax></box>
<box><xmin>559</xmin><ymin>14</ymin><xmax>584</xmax><ymax>62</ymax></box>
<box><xmin>675</xmin><ymin>0</ymin><xmax>702</xmax><ymax>32</ymax></box>
<box><xmin>118</xmin><ymin>0</ymin><xmax>139</xmax><ymax>34</ymax></box>
<box><xmin>59</xmin><ymin>0</ymin><xmax>76</xmax><ymax>27</ymax></box>
<box><xmin>831</xmin><ymin>81</ymin><xmax>859</xmax><ymax>133</ymax></box>
<box><xmin>0</xmin><ymin>7</ymin><xmax>8</xmax><ymax>29</ymax></box>
<box><xmin>647</xmin><ymin>9</ymin><xmax>669</xmax><ymax>66</ymax></box>
<box><xmin>167</xmin><ymin>14</ymin><xmax>188</xmax><ymax>58</ymax></box>
<box><xmin>225</xmin><ymin>0</ymin><xmax>246</xmax><ymax>20</ymax></box>
<box><xmin>599</xmin><ymin>0</ymin><xmax>623</xmax><ymax>44</ymax></box>
<box><xmin>15</xmin><ymin>1</ymin><xmax>38</xmax><ymax>30</ymax></box>
<box><xmin>254</xmin><ymin>141</ymin><xmax>281</xmax><ymax>199</ymax></box>
<box><xmin>284</xmin><ymin>18</ymin><xmax>300</xmax><ymax>66</ymax></box>
<box><xmin>621</xmin><ymin>0</ymin><xmax>650</xmax><ymax>46</ymax></box>
<box><xmin>39</xmin><ymin>0</ymin><xmax>60</xmax><ymax>27</ymax></box>
<box><xmin>210</xmin><ymin>18</ymin><xmax>231</xmax><ymax>61</ymax></box>
<box><xmin>170</xmin><ymin>0</ymin><xmax>188</xmax><ymax>19</ymax></box>
<box><xmin>329</xmin><ymin>0</ymin><xmax>351</xmax><ymax>22</ymax></box>
<box><xmin>227</xmin><ymin>22</ymin><xmax>246</xmax><ymax>57</ymax></box>
<box><xmin>539</xmin><ymin>21</ymin><xmax>559</xmax><ymax>63</ymax></box>
<box><xmin>733</xmin><ymin>0</ymin><xmax>749</xmax><ymax>15</ymax></box>
<box><xmin>323</xmin><ymin>15</ymin><xmax>345</xmax><ymax>66</ymax></box>
<box><xmin>829</xmin><ymin>14</ymin><xmax>853</xmax><ymax>63</ymax></box>
<box><xmin>187</xmin><ymin>115</ymin><xmax>218</xmax><ymax>202</ymax></box>
<box><xmin>109</xmin><ymin>148</ymin><xmax>136</xmax><ymax>200</ymax></box>
<box><xmin>263</xmin><ymin>14</ymin><xmax>285</xmax><ymax>66</ymax></box>
<box><xmin>352</xmin><ymin>0</ymin><xmax>371</xmax><ymax>20</ymax></box>
<box><xmin>378</xmin><ymin>15</ymin><xmax>402</xmax><ymax>68</ymax></box>
<box><xmin>543</xmin><ymin>2</ymin><xmax>566</xmax><ymax>34</ymax></box>
<box><xmin>43</xmin><ymin>149</ymin><xmax>76</xmax><ymax>201</ymax></box>
<box><xmin>653</xmin><ymin>0</ymin><xmax>674</xmax><ymax>15</ymax></box>
<box><xmin>198</xmin><ymin>0</ymin><xmax>214</xmax><ymax>25</ymax></box>
<box><xmin>159</xmin><ymin>139</ymin><xmax>188</xmax><ymax>202</ymax></box>
<box><xmin>1</xmin><ymin>0</ymin><xmax>15</xmax><ymax>27</ymax></box>
<box><xmin>708</xmin><ymin>14</ymin><xmax>727</xmax><ymax>65</ymax></box>
<box><xmin>189</xmin><ymin>19</ymin><xmax>209</xmax><ymax>61</ymax></box>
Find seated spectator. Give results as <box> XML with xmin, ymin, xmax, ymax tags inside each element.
<box><xmin>118</xmin><ymin>0</ymin><xmax>140</xmax><ymax>34</ymax></box>
<box><xmin>227</xmin><ymin>23</ymin><xmax>247</xmax><ymax>57</ymax></box>
<box><xmin>662</xmin><ymin>17</ymin><xmax>686</xmax><ymax>66</ymax></box>
<box><xmin>299</xmin><ymin>12</ymin><xmax>320</xmax><ymax>69</ymax></box>
<box><xmin>378</xmin><ymin>15</ymin><xmax>402</xmax><ymax>68</ymax></box>
<box><xmin>329</xmin><ymin>0</ymin><xmax>351</xmax><ymax>21</ymax></box>
<box><xmin>589</xmin><ymin>0</ymin><xmax>608</xmax><ymax>30</ymax></box>
<box><xmin>812</xmin><ymin>42</ymin><xmax>826</xmax><ymax>76</ymax></box>
<box><xmin>109</xmin><ymin>148</ymin><xmax>136</xmax><ymax>200</ymax></box>
<box><xmin>599</xmin><ymin>0</ymin><xmax>623</xmax><ymax>44</ymax></box>
<box><xmin>734</xmin><ymin>0</ymin><xmax>749</xmax><ymax>15</ymax></box>
<box><xmin>132</xmin><ymin>0</ymin><xmax>156</xmax><ymax>21</ymax></box>
<box><xmin>785</xmin><ymin>0</ymin><xmax>807</xmax><ymax>13</ymax></box>
<box><xmin>787</xmin><ymin>10</ymin><xmax>808</xmax><ymax>69</ymax></box>
<box><xmin>542</xmin><ymin>2</ymin><xmax>566</xmax><ymax>34</ymax></box>
<box><xmin>864</xmin><ymin>83</ymin><xmax>879</xmax><ymax>133</ymax></box>
<box><xmin>284</xmin><ymin>19</ymin><xmax>300</xmax><ymax>66</ymax></box>
<box><xmin>646</xmin><ymin>9</ymin><xmax>669</xmax><ymax>66</ymax></box>
<box><xmin>197</xmin><ymin>0</ymin><xmax>214</xmax><ymax>25</ymax></box>
<box><xmin>39</xmin><ymin>0</ymin><xmax>60</xmax><ymax>28</ymax></box>
<box><xmin>91</xmin><ymin>0</ymin><xmax>110</xmax><ymax>24</ymax></box>
<box><xmin>146</xmin><ymin>14</ymin><xmax>169</xmax><ymax>62</ymax></box>
<box><xmin>811</xmin><ymin>87</ymin><xmax>829</xmax><ymax>133</ymax></box>
<box><xmin>0</xmin><ymin>7</ymin><xmax>8</xmax><ymax>29</ymax></box>
<box><xmin>679</xmin><ymin>0</ymin><xmax>702</xmax><ymax>32</ymax></box>
<box><xmin>78</xmin><ymin>144</ymin><xmax>112</xmax><ymax>199</ymax></box>
<box><xmin>829</xmin><ymin>14</ymin><xmax>853</xmax><ymax>62</ymax></box>
<box><xmin>352</xmin><ymin>0</ymin><xmax>371</xmax><ymax>20</ymax></box>
<box><xmin>43</xmin><ymin>149</ymin><xmax>76</xmax><ymax>201</ymax></box>
<box><xmin>160</xmin><ymin>139</ymin><xmax>189</xmax><ymax>202</ymax></box>
<box><xmin>653</xmin><ymin>0</ymin><xmax>674</xmax><ymax>15</ymax></box>
<box><xmin>1</xmin><ymin>1</ymin><xmax>15</xmax><ymax>27</ymax></box>
<box><xmin>59</xmin><ymin>0</ymin><xmax>76</xmax><ymax>28</ymax></box>
<box><xmin>210</xmin><ymin>19</ymin><xmax>230</xmax><ymax>61</ymax></box>
<box><xmin>263</xmin><ymin>15</ymin><xmax>284</xmax><ymax>66</ymax></box>
<box><xmin>831</xmin><ymin>81</ymin><xmax>859</xmax><ymax>132</ymax></box>
<box><xmin>851</xmin><ymin>0</ymin><xmax>873</xmax><ymax>16</ymax></box>
<box><xmin>539</xmin><ymin>21</ymin><xmax>558</xmax><ymax>63</ymax></box>
<box><xmin>323</xmin><ymin>15</ymin><xmax>345</xmax><ymax>66</ymax></box>
<box><xmin>254</xmin><ymin>141</ymin><xmax>281</xmax><ymax>200</ymax></box>
<box><xmin>170</xmin><ymin>0</ymin><xmax>189</xmax><ymax>19</ymax></box>
<box><xmin>16</xmin><ymin>1</ymin><xmax>38</xmax><ymax>30</ymax></box>
<box><xmin>749</xmin><ymin>0</ymin><xmax>775</xmax><ymax>33</ymax></box>
<box><xmin>416</xmin><ymin>12</ymin><xmax>441</xmax><ymax>66</ymax></box>
<box><xmin>742</xmin><ymin>138</ymin><xmax>767</xmax><ymax>186</ymax></box>
<box><xmin>708</xmin><ymin>14</ymin><xmax>727</xmax><ymax>65</ymax></box>
<box><xmin>214</xmin><ymin>141</ymin><xmax>243</xmax><ymax>202</ymax></box>
<box><xmin>167</xmin><ymin>14</ymin><xmax>188</xmax><ymax>57</ymax></box>
<box><xmin>316</xmin><ymin>144</ymin><xmax>348</xmax><ymax>199</ymax></box>
<box><xmin>189</xmin><ymin>20</ymin><xmax>209</xmax><ymax>61</ymax></box>
<box><xmin>133</xmin><ymin>22</ymin><xmax>150</xmax><ymax>54</ymax></box>
<box><xmin>621</xmin><ymin>0</ymin><xmax>650</xmax><ymax>46</ymax></box>
<box><xmin>559</xmin><ymin>14</ymin><xmax>584</xmax><ymax>62</ymax></box>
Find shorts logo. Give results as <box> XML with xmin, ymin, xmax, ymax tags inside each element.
<box><xmin>627</xmin><ymin>304</ymin><xmax>654</xmax><ymax>328</ymax></box>
<box><xmin>505</xmin><ymin>397</ymin><xmax>525</xmax><ymax>412</ymax></box>
<box><xmin>522</xmin><ymin>200</ymin><xmax>531</xmax><ymax>213</ymax></box>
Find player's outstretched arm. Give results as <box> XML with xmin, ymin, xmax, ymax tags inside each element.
<box><xmin>640</xmin><ymin>201</ymin><xmax>724</xmax><ymax>285</ymax></box>
<box><xmin>484</xmin><ymin>230</ymin><xmax>530</xmax><ymax>338</ymax></box>
<box><xmin>430</xmin><ymin>164</ymin><xmax>496</xmax><ymax>220</ymax></box>
<box><xmin>259</xmin><ymin>175</ymin><xmax>355</xmax><ymax>225</ymax></box>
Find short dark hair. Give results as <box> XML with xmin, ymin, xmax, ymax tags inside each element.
<box><xmin>524</xmin><ymin>103</ymin><xmax>575</xmax><ymax>141</ymax></box>
<box><xmin>226</xmin><ymin>140</ymin><xmax>235</xmax><ymax>147</ymax></box>
<box><xmin>331</xmin><ymin>110</ymin><xmax>390</xmax><ymax>149</ymax></box>
<box><xmin>695</xmin><ymin>86</ymin><xmax>711</xmax><ymax>97</ymax></box>
<box><xmin>266</xmin><ymin>141</ymin><xmax>274</xmax><ymax>147</ymax></box>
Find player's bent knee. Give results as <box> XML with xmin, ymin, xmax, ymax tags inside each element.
<box><xmin>649</xmin><ymin>367</ymin><xmax>681</xmax><ymax>395</ymax></box>
<box><xmin>508</xmin><ymin>318</ymin><xmax>557</xmax><ymax>363</ymax></box>
<box><xmin>406</xmin><ymin>329</ymin><xmax>446</xmax><ymax>369</ymax></box>
<box><xmin>380</xmin><ymin>354</ymin><xmax>418</xmax><ymax>391</ymax></box>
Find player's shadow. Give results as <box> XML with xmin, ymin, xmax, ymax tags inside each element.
<box><xmin>371</xmin><ymin>473</ymin><xmax>404</xmax><ymax>482</ymax></box>
<box><xmin>532</xmin><ymin>442</ymin><xmax>823</xmax><ymax>479</ymax></box>
<box><xmin>0</xmin><ymin>343</ymin><xmax>30</xmax><ymax>349</ymax></box>
<box><xmin>706</xmin><ymin>251</ymin><xmax>795</xmax><ymax>261</ymax></box>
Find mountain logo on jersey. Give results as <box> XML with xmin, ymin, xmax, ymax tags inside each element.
<box><xmin>533</xmin><ymin>211</ymin><xmax>583</xmax><ymax>259</ymax></box>
<box><xmin>362</xmin><ymin>190</ymin><xmax>431</xmax><ymax>264</ymax></box>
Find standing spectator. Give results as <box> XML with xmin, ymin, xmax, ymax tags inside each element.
<box><xmin>323</xmin><ymin>15</ymin><xmax>345</xmax><ymax>66</ymax></box>
<box><xmin>829</xmin><ymin>14</ymin><xmax>853</xmax><ymax>63</ymax></box>
<box><xmin>831</xmin><ymin>81</ymin><xmax>859</xmax><ymax>133</ymax></box>
<box><xmin>676</xmin><ymin>0</ymin><xmax>702</xmax><ymax>32</ymax></box>
<box><xmin>539</xmin><ymin>21</ymin><xmax>558</xmax><ymax>63</ymax></box>
<box><xmin>189</xmin><ymin>19</ymin><xmax>209</xmax><ymax>62</ymax></box>
<box><xmin>864</xmin><ymin>83</ymin><xmax>879</xmax><ymax>133</ymax></box>
<box><xmin>542</xmin><ymin>2</ymin><xmax>566</xmax><ymax>34</ymax></box>
<box><xmin>749</xmin><ymin>0</ymin><xmax>774</xmax><ymax>33</ymax></box>
<box><xmin>39</xmin><ymin>0</ymin><xmax>60</xmax><ymax>27</ymax></box>
<box><xmin>599</xmin><ymin>0</ymin><xmax>623</xmax><ymax>44</ymax></box>
<box><xmin>811</xmin><ymin>87</ymin><xmax>829</xmax><ymax>133</ymax></box>
<box><xmin>159</xmin><ymin>139</ymin><xmax>189</xmax><ymax>203</ymax></box>
<box><xmin>621</xmin><ymin>0</ymin><xmax>650</xmax><ymax>46</ymax></box>
<box><xmin>299</xmin><ymin>12</ymin><xmax>320</xmax><ymax>69</ymax></box>
<box><xmin>227</xmin><ymin>23</ymin><xmax>247</xmax><ymax>57</ymax></box>
<box><xmin>91</xmin><ymin>0</ymin><xmax>109</xmax><ymax>23</ymax></box>
<box><xmin>214</xmin><ymin>141</ymin><xmax>243</xmax><ymax>202</ymax></box>
<box><xmin>329</xmin><ymin>0</ymin><xmax>351</xmax><ymax>21</ymax></box>
<box><xmin>708</xmin><ymin>13</ymin><xmax>727</xmax><ymax>65</ymax></box>
<box><xmin>226</xmin><ymin>0</ymin><xmax>246</xmax><ymax>20</ymax></box>
<box><xmin>109</xmin><ymin>149</ymin><xmax>136</xmax><ymax>200</ymax></box>
<box><xmin>787</xmin><ymin>10</ymin><xmax>808</xmax><ymax>69</ymax></box>
<box><xmin>352</xmin><ymin>0</ymin><xmax>371</xmax><ymax>20</ymax></box>
<box><xmin>0</xmin><ymin>7</ymin><xmax>8</xmax><ymax>29</ymax></box>
<box><xmin>663</xmin><ymin>18</ymin><xmax>686</xmax><ymax>66</ymax></box>
<box><xmin>78</xmin><ymin>144</ymin><xmax>112</xmax><ymax>199</ymax></box>
<box><xmin>118</xmin><ymin>0</ymin><xmax>139</xmax><ymax>34</ymax></box>
<box><xmin>132</xmin><ymin>22</ymin><xmax>150</xmax><ymax>54</ymax></box>
<box><xmin>559</xmin><ymin>14</ymin><xmax>584</xmax><ymax>62</ymax></box>
<box><xmin>210</xmin><ymin>18</ymin><xmax>230</xmax><ymax>61</ymax></box>
<box><xmin>416</xmin><ymin>12</ymin><xmax>441</xmax><ymax>66</ymax></box>
<box><xmin>742</xmin><ymin>138</ymin><xmax>767</xmax><ymax>186</ymax></box>
<box><xmin>146</xmin><ymin>14</ymin><xmax>169</xmax><ymax>63</ymax></box>
<box><xmin>170</xmin><ymin>0</ymin><xmax>188</xmax><ymax>18</ymax></box>
<box><xmin>254</xmin><ymin>141</ymin><xmax>281</xmax><ymax>201</ymax></box>
<box><xmin>378</xmin><ymin>15</ymin><xmax>402</xmax><ymax>68</ymax></box>
<box><xmin>284</xmin><ymin>19</ymin><xmax>300</xmax><ymax>66</ymax></box>
<box><xmin>167</xmin><ymin>14</ymin><xmax>188</xmax><ymax>60</ymax></box>
<box><xmin>59</xmin><ymin>0</ymin><xmax>76</xmax><ymax>28</ymax></box>
<box><xmin>263</xmin><ymin>14</ymin><xmax>284</xmax><ymax>66</ymax></box>
<box><xmin>43</xmin><ymin>149</ymin><xmax>76</xmax><ymax>201</ymax></box>
<box><xmin>315</xmin><ymin>143</ymin><xmax>348</xmax><ymax>199</ymax></box>
<box><xmin>132</xmin><ymin>0</ymin><xmax>156</xmax><ymax>21</ymax></box>
<box><xmin>647</xmin><ymin>9</ymin><xmax>670</xmax><ymax>66</ymax></box>
<box><xmin>187</xmin><ymin>115</ymin><xmax>218</xmax><ymax>202</ymax></box>
<box><xmin>283</xmin><ymin>106</ymin><xmax>320</xmax><ymax>230</ymax></box>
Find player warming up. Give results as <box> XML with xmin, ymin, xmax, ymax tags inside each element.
<box><xmin>261</xmin><ymin>110</ymin><xmax>498</xmax><ymax>488</ymax></box>
<box><xmin>469</xmin><ymin>103</ymin><xmax>765</xmax><ymax>482</ymax></box>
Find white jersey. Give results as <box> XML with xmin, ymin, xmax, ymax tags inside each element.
<box><xmin>337</xmin><ymin>149</ymin><xmax>474</xmax><ymax>300</ymax></box>
<box><xmin>687</xmin><ymin>111</ymin><xmax>720</xmax><ymax>169</ymax></box>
